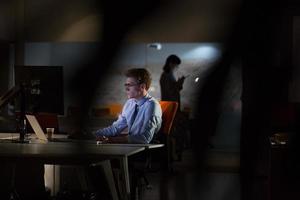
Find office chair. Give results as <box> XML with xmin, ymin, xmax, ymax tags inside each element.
<box><xmin>157</xmin><ymin>101</ymin><xmax>179</xmax><ymax>171</ymax></box>
<box><xmin>134</xmin><ymin>100</ymin><xmax>179</xmax><ymax>175</ymax></box>
<box><xmin>130</xmin><ymin>101</ymin><xmax>178</xmax><ymax>200</ymax></box>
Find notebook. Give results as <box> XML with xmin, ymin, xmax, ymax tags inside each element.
<box><xmin>25</xmin><ymin>114</ymin><xmax>48</xmax><ymax>142</ymax></box>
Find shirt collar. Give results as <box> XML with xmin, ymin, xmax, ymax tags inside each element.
<box><xmin>134</xmin><ymin>93</ymin><xmax>151</xmax><ymax>107</ymax></box>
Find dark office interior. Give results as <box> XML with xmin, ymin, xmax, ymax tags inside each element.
<box><xmin>1</xmin><ymin>0</ymin><xmax>300</xmax><ymax>199</ymax></box>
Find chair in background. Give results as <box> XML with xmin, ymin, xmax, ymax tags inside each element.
<box><xmin>92</xmin><ymin>103</ymin><xmax>122</xmax><ymax>118</ymax></box>
<box><xmin>157</xmin><ymin>101</ymin><xmax>179</xmax><ymax>171</ymax></box>
<box><xmin>106</xmin><ymin>103</ymin><xmax>123</xmax><ymax>117</ymax></box>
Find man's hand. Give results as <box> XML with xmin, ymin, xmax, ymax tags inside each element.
<box><xmin>96</xmin><ymin>135</ymin><xmax>109</xmax><ymax>143</ymax></box>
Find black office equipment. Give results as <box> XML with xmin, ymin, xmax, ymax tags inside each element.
<box><xmin>0</xmin><ymin>85</ymin><xmax>28</xmax><ymax>143</ymax></box>
<box><xmin>14</xmin><ymin>65</ymin><xmax>64</xmax><ymax>115</ymax></box>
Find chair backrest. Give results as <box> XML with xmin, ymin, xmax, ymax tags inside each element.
<box><xmin>107</xmin><ymin>103</ymin><xmax>123</xmax><ymax>117</ymax></box>
<box><xmin>92</xmin><ymin>103</ymin><xmax>122</xmax><ymax>118</ymax></box>
<box><xmin>159</xmin><ymin>101</ymin><xmax>178</xmax><ymax>135</ymax></box>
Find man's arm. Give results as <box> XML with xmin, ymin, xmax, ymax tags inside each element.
<box><xmin>95</xmin><ymin>109</ymin><xmax>127</xmax><ymax>137</ymax></box>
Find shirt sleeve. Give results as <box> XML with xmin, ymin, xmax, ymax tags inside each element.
<box><xmin>95</xmin><ymin>104</ymin><xmax>128</xmax><ymax>137</ymax></box>
<box><xmin>128</xmin><ymin>101</ymin><xmax>162</xmax><ymax>144</ymax></box>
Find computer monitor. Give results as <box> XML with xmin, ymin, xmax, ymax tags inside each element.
<box><xmin>14</xmin><ymin>65</ymin><xmax>64</xmax><ymax>115</ymax></box>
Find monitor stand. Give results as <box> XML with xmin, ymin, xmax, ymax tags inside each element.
<box><xmin>16</xmin><ymin>84</ymin><xmax>30</xmax><ymax>144</ymax></box>
<box><xmin>0</xmin><ymin>84</ymin><xmax>30</xmax><ymax>144</ymax></box>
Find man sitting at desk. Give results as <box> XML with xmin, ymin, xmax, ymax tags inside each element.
<box><xmin>95</xmin><ymin>68</ymin><xmax>162</xmax><ymax>144</ymax></box>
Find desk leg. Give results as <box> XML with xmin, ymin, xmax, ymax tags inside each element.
<box><xmin>101</xmin><ymin>160</ymin><xmax>119</xmax><ymax>200</ymax></box>
<box><xmin>54</xmin><ymin>165</ymin><xmax>60</xmax><ymax>196</ymax></box>
<box><xmin>44</xmin><ymin>164</ymin><xmax>60</xmax><ymax>196</ymax></box>
<box><xmin>119</xmin><ymin>157</ymin><xmax>130</xmax><ymax>200</ymax></box>
<box><xmin>91</xmin><ymin>160</ymin><xmax>119</xmax><ymax>200</ymax></box>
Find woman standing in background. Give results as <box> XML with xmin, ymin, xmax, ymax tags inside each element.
<box><xmin>160</xmin><ymin>54</ymin><xmax>185</xmax><ymax>107</ymax></box>
<box><xmin>160</xmin><ymin>54</ymin><xmax>187</xmax><ymax>161</ymax></box>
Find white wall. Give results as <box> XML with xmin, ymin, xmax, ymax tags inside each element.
<box><xmin>23</xmin><ymin>42</ymin><xmax>222</xmax><ymax>116</ymax></box>
<box><xmin>100</xmin><ymin>43</ymin><xmax>222</xmax><ymax>114</ymax></box>
<box><xmin>22</xmin><ymin>42</ymin><xmax>241</xmax><ymax>149</ymax></box>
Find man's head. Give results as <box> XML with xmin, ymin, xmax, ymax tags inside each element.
<box><xmin>124</xmin><ymin>68</ymin><xmax>152</xmax><ymax>100</ymax></box>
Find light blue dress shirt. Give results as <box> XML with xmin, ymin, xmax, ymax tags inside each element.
<box><xmin>95</xmin><ymin>93</ymin><xmax>162</xmax><ymax>143</ymax></box>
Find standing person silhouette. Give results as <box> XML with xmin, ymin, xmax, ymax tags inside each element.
<box><xmin>160</xmin><ymin>54</ymin><xmax>187</xmax><ymax>161</ymax></box>
<box><xmin>160</xmin><ymin>54</ymin><xmax>185</xmax><ymax>107</ymax></box>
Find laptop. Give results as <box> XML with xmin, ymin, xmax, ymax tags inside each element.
<box><xmin>26</xmin><ymin>114</ymin><xmax>96</xmax><ymax>144</ymax></box>
<box><xmin>26</xmin><ymin>114</ymin><xmax>48</xmax><ymax>142</ymax></box>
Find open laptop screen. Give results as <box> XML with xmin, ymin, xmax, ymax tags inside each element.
<box><xmin>25</xmin><ymin>114</ymin><xmax>48</xmax><ymax>142</ymax></box>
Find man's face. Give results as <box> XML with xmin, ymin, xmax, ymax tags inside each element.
<box><xmin>124</xmin><ymin>77</ymin><xmax>144</xmax><ymax>99</ymax></box>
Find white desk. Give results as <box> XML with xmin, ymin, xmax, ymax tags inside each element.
<box><xmin>45</xmin><ymin>142</ymin><xmax>163</xmax><ymax>199</ymax></box>
<box><xmin>99</xmin><ymin>143</ymin><xmax>164</xmax><ymax>149</ymax></box>
<box><xmin>0</xmin><ymin>133</ymin><xmax>164</xmax><ymax>200</ymax></box>
<box><xmin>0</xmin><ymin>134</ymin><xmax>145</xmax><ymax>200</ymax></box>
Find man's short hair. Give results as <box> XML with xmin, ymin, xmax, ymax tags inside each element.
<box><xmin>125</xmin><ymin>68</ymin><xmax>152</xmax><ymax>90</ymax></box>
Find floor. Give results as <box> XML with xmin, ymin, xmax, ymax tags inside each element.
<box><xmin>139</xmin><ymin>148</ymin><xmax>241</xmax><ymax>200</ymax></box>
<box><xmin>45</xmin><ymin>145</ymin><xmax>241</xmax><ymax>200</ymax></box>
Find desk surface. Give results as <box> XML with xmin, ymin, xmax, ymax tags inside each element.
<box><xmin>0</xmin><ymin>133</ymin><xmax>147</xmax><ymax>199</ymax></box>
<box><xmin>0</xmin><ymin>133</ymin><xmax>164</xmax><ymax>150</ymax></box>
<box><xmin>0</xmin><ymin>133</ymin><xmax>163</xmax><ymax>162</ymax></box>
<box><xmin>0</xmin><ymin>140</ymin><xmax>145</xmax><ymax>165</ymax></box>
<box><xmin>99</xmin><ymin>143</ymin><xmax>164</xmax><ymax>149</ymax></box>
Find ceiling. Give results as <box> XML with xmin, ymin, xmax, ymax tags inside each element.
<box><xmin>0</xmin><ymin>0</ymin><xmax>241</xmax><ymax>43</ymax></box>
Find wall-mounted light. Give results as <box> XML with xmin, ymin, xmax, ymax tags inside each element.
<box><xmin>147</xmin><ymin>43</ymin><xmax>162</xmax><ymax>50</ymax></box>
<box><xmin>145</xmin><ymin>43</ymin><xmax>162</xmax><ymax>67</ymax></box>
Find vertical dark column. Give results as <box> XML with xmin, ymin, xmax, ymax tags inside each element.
<box><xmin>0</xmin><ymin>44</ymin><xmax>10</xmax><ymax>96</ymax></box>
<box><xmin>14</xmin><ymin>0</ymin><xmax>25</xmax><ymax>66</ymax></box>
<box><xmin>240</xmin><ymin>1</ymin><xmax>293</xmax><ymax>200</ymax></box>
<box><xmin>19</xmin><ymin>83</ymin><xmax>25</xmax><ymax>142</ymax></box>
<box><xmin>14</xmin><ymin>0</ymin><xmax>25</xmax><ymax>141</ymax></box>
